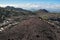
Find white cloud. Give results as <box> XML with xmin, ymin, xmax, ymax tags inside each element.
<box><xmin>0</xmin><ymin>4</ymin><xmax>18</xmax><ymax>7</ymax></box>
<box><xmin>0</xmin><ymin>3</ymin><xmax>60</xmax><ymax>9</ymax></box>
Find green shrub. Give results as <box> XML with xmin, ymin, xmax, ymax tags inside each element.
<box><xmin>41</xmin><ymin>15</ymin><xmax>48</xmax><ymax>20</ymax></box>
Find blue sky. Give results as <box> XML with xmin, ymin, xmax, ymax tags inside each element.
<box><xmin>0</xmin><ymin>0</ymin><xmax>60</xmax><ymax>10</ymax></box>
<box><xmin>0</xmin><ymin>0</ymin><xmax>60</xmax><ymax>4</ymax></box>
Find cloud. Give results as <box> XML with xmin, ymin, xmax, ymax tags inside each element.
<box><xmin>0</xmin><ymin>3</ymin><xmax>60</xmax><ymax>9</ymax></box>
<box><xmin>0</xmin><ymin>4</ymin><xmax>17</xmax><ymax>7</ymax></box>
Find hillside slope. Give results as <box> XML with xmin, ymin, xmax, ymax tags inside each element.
<box><xmin>0</xmin><ymin>17</ymin><xmax>57</xmax><ymax>40</ymax></box>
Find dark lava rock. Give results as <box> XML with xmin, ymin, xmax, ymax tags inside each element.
<box><xmin>0</xmin><ymin>17</ymin><xmax>57</xmax><ymax>40</ymax></box>
<box><xmin>36</xmin><ymin>9</ymin><xmax>49</xmax><ymax>13</ymax></box>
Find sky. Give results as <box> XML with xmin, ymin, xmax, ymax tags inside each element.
<box><xmin>0</xmin><ymin>0</ymin><xmax>60</xmax><ymax>10</ymax></box>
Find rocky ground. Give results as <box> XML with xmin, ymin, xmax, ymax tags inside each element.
<box><xmin>0</xmin><ymin>6</ymin><xmax>60</xmax><ymax>40</ymax></box>
<box><xmin>0</xmin><ymin>17</ymin><xmax>59</xmax><ymax>40</ymax></box>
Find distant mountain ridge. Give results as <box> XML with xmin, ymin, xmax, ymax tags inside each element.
<box><xmin>5</xmin><ymin>6</ymin><xmax>27</xmax><ymax>12</ymax></box>
<box><xmin>36</xmin><ymin>9</ymin><xmax>49</xmax><ymax>13</ymax></box>
<box><xmin>34</xmin><ymin>9</ymin><xmax>49</xmax><ymax>15</ymax></box>
<box><xmin>0</xmin><ymin>6</ymin><xmax>36</xmax><ymax>23</ymax></box>
<box><xmin>0</xmin><ymin>6</ymin><xmax>35</xmax><ymax>15</ymax></box>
